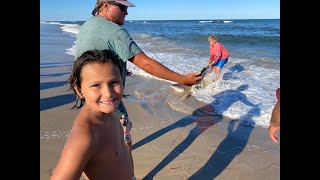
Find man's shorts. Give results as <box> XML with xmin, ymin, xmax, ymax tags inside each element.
<box><xmin>115</xmin><ymin>101</ymin><xmax>132</xmax><ymax>144</ymax></box>
<box><xmin>212</xmin><ymin>58</ymin><xmax>229</xmax><ymax>69</ymax></box>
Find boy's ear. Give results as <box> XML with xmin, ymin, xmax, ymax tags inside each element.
<box><xmin>74</xmin><ymin>86</ymin><xmax>83</xmax><ymax>99</ymax></box>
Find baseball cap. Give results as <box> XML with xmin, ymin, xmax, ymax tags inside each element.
<box><xmin>92</xmin><ymin>0</ymin><xmax>135</xmax><ymax>16</ymax></box>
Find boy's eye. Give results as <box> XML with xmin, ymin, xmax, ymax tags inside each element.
<box><xmin>91</xmin><ymin>84</ymin><xmax>100</xmax><ymax>87</ymax></box>
<box><xmin>113</xmin><ymin>81</ymin><xmax>119</xmax><ymax>85</ymax></box>
<box><xmin>111</xmin><ymin>80</ymin><xmax>120</xmax><ymax>85</ymax></box>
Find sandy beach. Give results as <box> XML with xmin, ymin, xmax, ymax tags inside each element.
<box><xmin>40</xmin><ymin>66</ymin><xmax>280</xmax><ymax>180</ymax></box>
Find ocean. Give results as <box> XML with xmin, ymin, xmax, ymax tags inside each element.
<box><xmin>40</xmin><ymin>19</ymin><xmax>280</xmax><ymax>128</ymax></box>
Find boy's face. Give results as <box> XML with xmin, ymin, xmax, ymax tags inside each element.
<box><xmin>209</xmin><ymin>39</ymin><xmax>216</xmax><ymax>46</ymax></box>
<box><xmin>77</xmin><ymin>62</ymin><xmax>123</xmax><ymax>114</ymax></box>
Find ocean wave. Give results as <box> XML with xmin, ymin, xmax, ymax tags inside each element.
<box><xmin>199</xmin><ymin>20</ymin><xmax>213</xmax><ymax>23</ymax></box>
<box><xmin>223</xmin><ymin>20</ymin><xmax>233</xmax><ymax>23</ymax></box>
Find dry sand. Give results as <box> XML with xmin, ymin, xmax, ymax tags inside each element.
<box><xmin>40</xmin><ymin>67</ymin><xmax>280</xmax><ymax>180</ymax></box>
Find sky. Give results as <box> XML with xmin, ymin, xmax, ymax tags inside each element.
<box><xmin>40</xmin><ymin>0</ymin><xmax>280</xmax><ymax>21</ymax></box>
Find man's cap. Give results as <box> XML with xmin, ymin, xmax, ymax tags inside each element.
<box><xmin>92</xmin><ymin>0</ymin><xmax>135</xmax><ymax>16</ymax></box>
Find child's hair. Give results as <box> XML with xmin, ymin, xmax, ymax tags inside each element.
<box><xmin>68</xmin><ymin>50</ymin><xmax>123</xmax><ymax>109</ymax></box>
<box><xmin>208</xmin><ymin>35</ymin><xmax>217</xmax><ymax>42</ymax></box>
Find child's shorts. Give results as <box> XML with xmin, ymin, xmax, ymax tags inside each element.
<box><xmin>212</xmin><ymin>57</ymin><xmax>229</xmax><ymax>69</ymax></box>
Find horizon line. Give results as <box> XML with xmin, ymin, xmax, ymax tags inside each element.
<box><xmin>40</xmin><ymin>18</ymin><xmax>280</xmax><ymax>22</ymax></box>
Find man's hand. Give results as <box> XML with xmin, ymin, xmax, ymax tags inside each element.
<box><xmin>268</xmin><ymin>124</ymin><xmax>280</xmax><ymax>143</ymax></box>
<box><xmin>182</xmin><ymin>72</ymin><xmax>203</xmax><ymax>86</ymax></box>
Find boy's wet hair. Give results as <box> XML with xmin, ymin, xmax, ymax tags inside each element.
<box><xmin>208</xmin><ymin>35</ymin><xmax>217</xmax><ymax>41</ymax></box>
<box><xmin>68</xmin><ymin>50</ymin><xmax>124</xmax><ymax>109</ymax></box>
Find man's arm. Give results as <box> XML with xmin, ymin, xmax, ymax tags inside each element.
<box><xmin>129</xmin><ymin>53</ymin><xmax>202</xmax><ymax>86</ymax></box>
<box><xmin>268</xmin><ymin>101</ymin><xmax>280</xmax><ymax>143</ymax></box>
<box><xmin>270</xmin><ymin>101</ymin><xmax>280</xmax><ymax>127</ymax></box>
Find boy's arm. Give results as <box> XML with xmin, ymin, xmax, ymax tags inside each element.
<box><xmin>209</xmin><ymin>53</ymin><xmax>215</xmax><ymax>62</ymax></box>
<box><xmin>50</xmin><ymin>127</ymin><xmax>94</xmax><ymax>180</ymax></box>
<box><xmin>208</xmin><ymin>47</ymin><xmax>221</xmax><ymax>66</ymax></box>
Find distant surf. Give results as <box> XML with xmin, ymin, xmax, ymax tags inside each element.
<box><xmin>223</xmin><ymin>20</ymin><xmax>233</xmax><ymax>23</ymax></box>
<box><xmin>199</xmin><ymin>20</ymin><xmax>213</xmax><ymax>23</ymax></box>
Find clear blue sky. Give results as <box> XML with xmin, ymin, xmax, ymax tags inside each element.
<box><xmin>40</xmin><ymin>0</ymin><xmax>280</xmax><ymax>21</ymax></box>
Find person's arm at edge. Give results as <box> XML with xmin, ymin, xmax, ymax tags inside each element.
<box><xmin>268</xmin><ymin>101</ymin><xmax>280</xmax><ymax>143</ymax></box>
<box><xmin>130</xmin><ymin>52</ymin><xmax>202</xmax><ymax>86</ymax></box>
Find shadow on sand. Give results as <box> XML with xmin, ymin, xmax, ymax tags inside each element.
<box><xmin>40</xmin><ymin>93</ymin><xmax>74</xmax><ymax>111</ymax></box>
<box><xmin>133</xmin><ymin>84</ymin><xmax>260</xmax><ymax>179</ymax></box>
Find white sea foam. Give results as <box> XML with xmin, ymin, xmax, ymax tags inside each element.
<box><xmin>58</xmin><ymin>23</ymin><xmax>80</xmax><ymax>38</ymax></box>
<box><xmin>127</xmin><ymin>51</ymin><xmax>279</xmax><ymax>128</ymax></box>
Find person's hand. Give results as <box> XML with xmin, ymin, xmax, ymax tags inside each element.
<box><xmin>182</xmin><ymin>72</ymin><xmax>203</xmax><ymax>86</ymax></box>
<box><xmin>208</xmin><ymin>60</ymin><xmax>216</xmax><ymax>67</ymax></box>
<box><xmin>268</xmin><ymin>123</ymin><xmax>280</xmax><ymax>143</ymax></box>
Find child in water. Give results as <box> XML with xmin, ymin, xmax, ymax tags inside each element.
<box><xmin>51</xmin><ymin>50</ymin><xmax>133</xmax><ymax>180</ymax></box>
<box><xmin>207</xmin><ymin>35</ymin><xmax>230</xmax><ymax>80</ymax></box>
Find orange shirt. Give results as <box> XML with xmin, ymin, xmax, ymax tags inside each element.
<box><xmin>209</xmin><ymin>42</ymin><xmax>229</xmax><ymax>62</ymax></box>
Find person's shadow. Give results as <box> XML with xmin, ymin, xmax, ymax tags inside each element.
<box><xmin>140</xmin><ymin>104</ymin><xmax>220</xmax><ymax>179</ymax></box>
<box><xmin>188</xmin><ymin>105</ymin><xmax>260</xmax><ymax>179</ymax></box>
<box><xmin>136</xmin><ymin>84</ymin><xmax>259</xmax><ymax>179</ymax></box>
<box><xmin>222</xmin><ymin>64</ymin><xmax>244</xmax><ymax>81</ymax></box>
<box><xmin>40</xmin><ymin>93</ymin><xmax>75</xmax><ymax>111</ymax></box>
<box><xmin>40</xmin><ymin>80</ymin><xmax>75</xmax><ymax>111</ymax></box>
